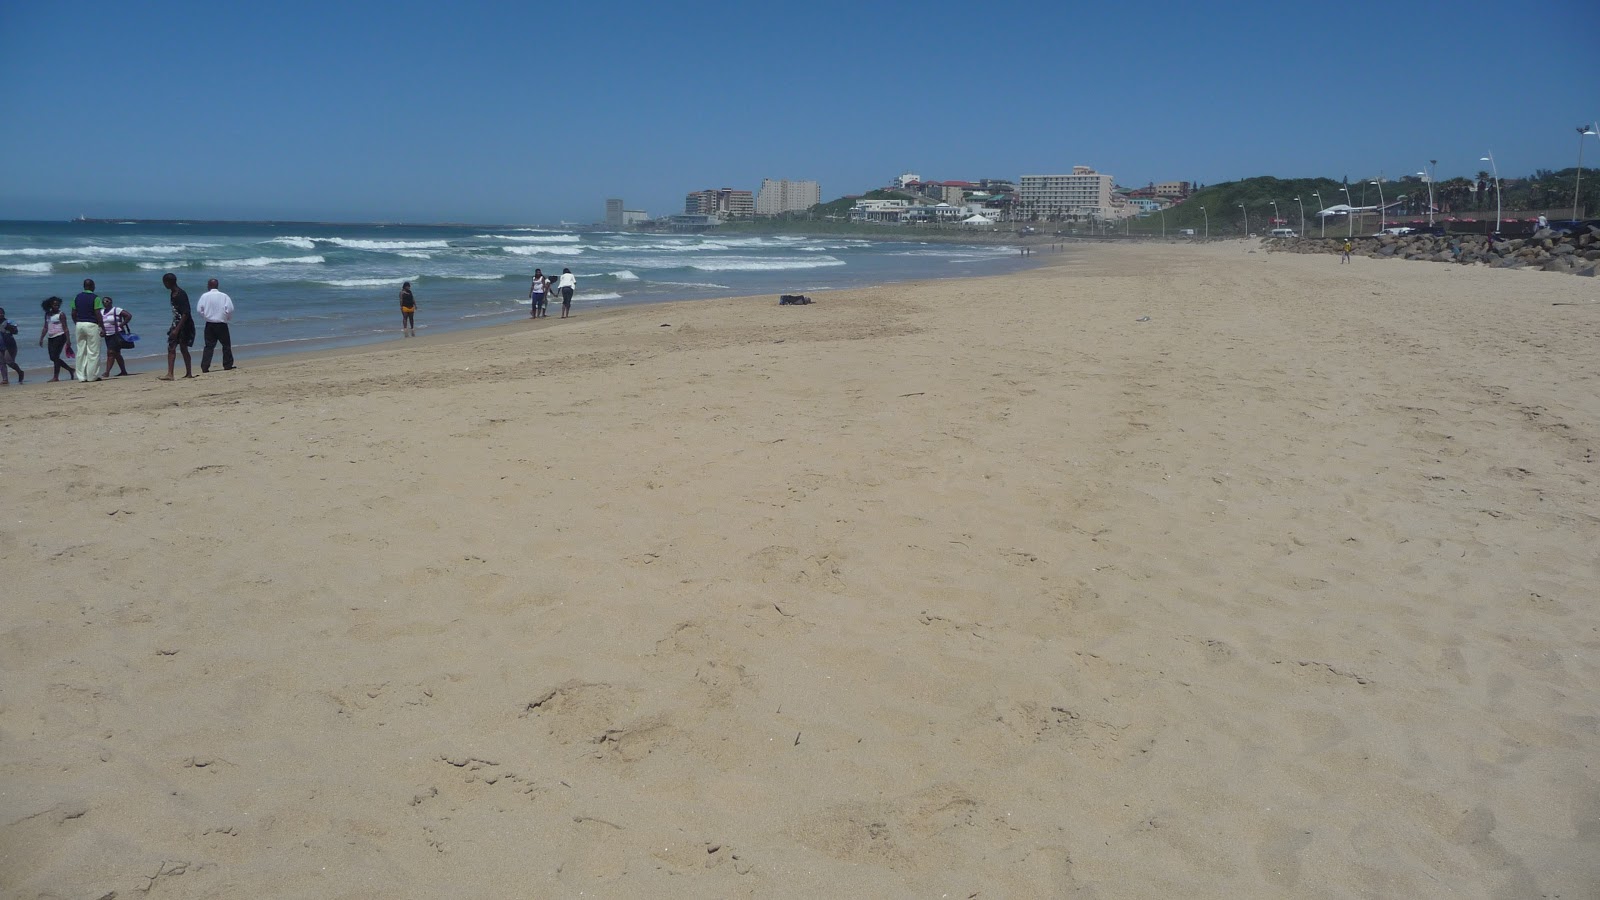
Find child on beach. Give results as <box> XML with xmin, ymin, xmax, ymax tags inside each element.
<box><xmin>400</xmin><ymin>282</ymin><xmax>417</xmax><ymax>336</ymax></box>
<box><xmin>1340</xmin><ymin>239</ymin><xmax>1353</xmax><ymax>263</ymax></box>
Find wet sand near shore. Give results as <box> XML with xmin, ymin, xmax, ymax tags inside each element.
<box><xmin>2</xmin><ymin>242</ymin><xmax>1596</xmax><ymax>898</ymax></box>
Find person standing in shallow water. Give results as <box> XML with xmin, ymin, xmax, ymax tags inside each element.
<box><xmin>160</xmin><ymin>273</ymin><xmax>196</xmax><ymax>380</ymax></box>
<box><xmin>556</xmin><ymin>268</ymin><xmax>576</xmax><ymax>319</ymax></box>
<box><xmin>399</xmin><ymin>282</ymin><xmax>416</xmax><ymax>337</ymax></box>
<box><xmin>529</xmin><ymin>269</ymin><xmax>549</xmax><ymax>319</ymax></box>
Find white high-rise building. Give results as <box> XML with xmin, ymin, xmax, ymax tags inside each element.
<box><xmin>1018</xmin><ymin>166</ymin><xmax>1120</xmax><ymax>220</ymax></box>
<box><xmin>755</xmin><ymin>179</ymin><xmax>821</xmax><ymax>216</ymax></box>
<box><xmin>605</xmin><ymin>198</ymin><xmax>624</xmax><ymax>227</ymax></box>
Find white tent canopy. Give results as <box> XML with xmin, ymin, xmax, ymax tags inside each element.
<box><xmin>961</xmin><ymin>214</ymin><xmax>993</xmax><ymax>226</ymax></box>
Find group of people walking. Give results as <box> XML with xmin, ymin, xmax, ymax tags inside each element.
<box><xmin>527</xmin><ymin>268</ymin><xmax>576</xmax><ymax>319</ymax></box>
<box><xmin>394</xmin><ymin>267</ymin><xmax>576</xmax><ymax>335</ymax></box>
<box><xmin>1</xmin><ymin>274</ymin><xmax>237</xmax><ymax>386</ymax></box>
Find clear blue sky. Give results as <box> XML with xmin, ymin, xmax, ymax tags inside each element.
<box><xmin>2</xmin><ymin>0</ymin><xmax>1593</xmax><ymax>223</ymax></box>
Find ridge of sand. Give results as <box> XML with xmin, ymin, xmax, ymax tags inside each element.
<box><xmin>2</xmin><ymin>242</ymin><xmax>1596</xmax><ymax>898</ymax></box>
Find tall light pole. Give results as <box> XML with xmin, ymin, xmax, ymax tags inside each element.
<box><xmin>1238</xmin><ymin>202</ymin><xmax>1248</xmax><ymax>237</ymax></box>
<box><xmin>1158</xmin><ymin>206</ymin><xmax>1166</xmax><ymax>238</ymax></box>
<box><xmin>1311</xmin><ymin>192</ymin><xmax>1326</xmax><ymax>237</ymax></box>
<box><xmin>1199</xmin><ymin>205</ymin><xmax>1208</xmax><ymax>240</ymax></box>
<box><xmin>1269</xmin><ymin>200</ymin><xmax>1280</xmax><ymax>229</ymax></box>
<box><xmin>1339</xmin><ymin>186</ymin><xmax>1354</xmax><ymax>237</ymax></box>
<box><xmin>1427</xmin><ymin>161</ymin><xmax>1435</xmax><ymax>225</ymax></box>
<box><xmin>1292</xmin><ymin>196</ymin><xmax>1305</xmax><ymax>236</ymax></box>
<box><xmin>1574</xmin><ymin>123</ymin><xmax>1598</xmax><ymax>223</ymax></box>
<box><xmin>1370</xmin><ymin>180</ymin><xmax>1385</xmax><ymax>233</ymax></box>
<box><xmin>1480</xmin><ymin>153</ymin><xmax>1501</xmax><ymax>236</ymax></box>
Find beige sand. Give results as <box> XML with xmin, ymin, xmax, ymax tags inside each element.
<box><xmin>2</xmin><ymin>243</ymin><xmax>1597</xmax><ymax>898</ymax></box>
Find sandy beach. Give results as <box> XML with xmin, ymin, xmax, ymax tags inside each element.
<box><xmin>2</xmin><ymin>242</ymin><xmax>1597</xmax><ymax>898</ymax></box>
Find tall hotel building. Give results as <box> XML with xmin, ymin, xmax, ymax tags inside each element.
<box><xmin>755</xmin><ymin>179</ymin><xmax>821</xmax><ymax>216</ymax></box>
<box><xmin>1018</xmin><ymin>166</ymin><xmax>1117</xmax><ymax>219</ymax></box>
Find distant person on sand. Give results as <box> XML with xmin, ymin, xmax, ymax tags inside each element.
<box><xmin>400</xmin><ymin>282</ymin><xmax>416</xmax><ymax>336</ymax></box>
<box><xmin>160</xmin><ymin>273</ymin><xmax>196</xmax><ymax>380</ymax></box>
<box><xmin>196</xmin><ymin>278</ymin><xmax>236</xmax><ymax>373</ymax></box>
<box><xmin>38</xmin><ymin>297</ymin><xmax>73</xmax><ymax>381</ymax></box>
<box><xmin>71</xmin><ymin>278</ymin><xmax>104</xmax><ymax>382</ymax></box>
<box><xmin>0</xmin><ymin>307</ymin><xmax>22</xmax><ymax>385</ymax></box>
<box><xmin>1340</xmin><ymin>239</ymin><xmax>1353</xmax><ymax>264</ymax></box>
<box><xmin>556</xmin><ymin>268</ymin><xmax>576</xmax><ymax>318</ymax></box>
<box><xmin>98</xmin><ymin>296</ymin><xmax>132</xmax><ymax>378</ymax></box>
<box><xmin>529</xmin><ymin>269</ymin><xmax>549</xmax><ymax>318</ymax></box>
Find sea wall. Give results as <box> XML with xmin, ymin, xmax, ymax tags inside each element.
<box><xmin>1266</xmin><ymin>227</ymin><xmax>1600</xmax><ymax>276</ymax></box>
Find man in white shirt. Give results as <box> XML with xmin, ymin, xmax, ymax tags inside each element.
<box><xmin>556</xmin><ymin>268</ymin><xmax>576</xmax><ymax>319</ymax></box>
<box><xmin>195</xmin><ymin>278</ymin><xmax>236</xmax><ymax>372</ymax></box>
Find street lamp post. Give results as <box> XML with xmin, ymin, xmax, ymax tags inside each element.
<box><xmin>1480</xmin><ymin>152</ymin><xmax>1501</xmax><ymax>236</ymax></box>
<box><xmin>1292</xmin><ymin>197</ymin><xmax>1305</xmax><ymax>236</ymax></box>
<box><xmin>1339</xmin><ymin>186</ymin><xmax>1354</xmax><ymax>237</ymax></box>
<box><xmin>1158</xmin><ymin>206</ymin><xmax>1166</xmax><ymax>238</ymax></box>
<box><xmin>1370</xmin><ymin>180</ymin><xmax>1385</xmax><ymax>233</ymax></box>
<box><xmin>1420</xmin><ymin>160</ymin><xmax>1437</xmax><ymax>227</ymax></box>
<box><xmin>1311</xmin><ymin>192</ymin><xmax>1325</xmax><ymax>237</ymax></box>
<box><xmin>1238</xmin><ymin>203</ymin><xmax>1248</xmax><ymax>237</ymax></box>
<box><xmin>1269</xmin><ymin>200</ymin><xmax>1280</xmax><ymax>230</ymax></box>
<box><xmin>1574</xmin><ymin>123</ymin><xmax>1599</xmax><ymax>223</ymax></box>
<box><xmin>1199</xmin><ymin>205</ymin><xmax>1208</xmax><ymax>240</ymax></box>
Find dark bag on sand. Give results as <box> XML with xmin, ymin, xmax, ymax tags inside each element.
<box><xmin>778</xmin><ymin>294</ymin><xmax>811</xmax><ymax>305</ymax></box>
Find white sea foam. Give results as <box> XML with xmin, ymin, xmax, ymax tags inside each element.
<box><xmin>396</xmin><ymin>251</ymin><xmax>434</xmax><ymax>259</ymax></box>
<box><xmin>0</xmin><ymin>243</ymin><xmax>211</xmax><ymax>258</ymax></box>
<box><xmin>687</xmin><ymin>256</ymin><xmax>846</xmax><ymax>272</ymax></box>
<box><xmin>437</xmin><ymin>273</ymin><xmax>504</xmax><ymax>280</ymax></box>
<box><xmin>503</xmin><ymin>244</ymin><xmax>585</xmax><ymax>256</ymax></box>
<box><xmin>324</xmin><ymin>238</ymin><xmax>451</xmax><ymax>250</ymax></box>
<box><xmin>266</xmin><ymin>236</ymin><xmax>317</xmax><ymax>250</ymax></box>
<box><xmin>583</xmin><ymin>292</ymin><xmax>623</xmax><ymax>301</ymax></box>
<box><xmin>652</xmin><ymin>280</ymin><xmax>732</xmax><ymax>289</ymax></box>
<box><xmin>477</xmin><ymin>233</ymin><xmax>581</xmax><ymax>243</ymax></box>
<box><xmin>0</xmin><ymin>261</ymin><xmax>54</xmax><ymax>273</ymax></box>
<box><xmin>207</xmin><ymin>255</ymin><xmax>327</xmax><ymax>269</ymax></box>
<box><xmin>316</xmin><ymin>275</ymin><xmax>420</xmax><ymax>287</ymax></box>
<box><xmin>608</xmin><ymin>270</ymin><xmax>640</xmax><ymax>281</ymax></box>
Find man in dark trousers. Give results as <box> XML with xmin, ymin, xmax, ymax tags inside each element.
<box><xmin>195</xmin><ymin>278</ymin><xmax>236</xmax><ymax>372</ymax></box>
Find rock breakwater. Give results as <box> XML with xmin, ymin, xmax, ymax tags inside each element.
<box><xmin>1267</xmin><ymin>226</ymin><xmax>1600</xmax><ymax>276</ymax></box>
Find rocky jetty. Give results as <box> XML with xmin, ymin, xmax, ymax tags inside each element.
<box><xmin>1266</xmin><ymin>226</ymin><xmax>1600</xmax><ymax>276</ymax></box>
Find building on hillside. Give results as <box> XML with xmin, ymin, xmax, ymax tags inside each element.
<box><xmin>1153</xmin><ymin>181</ymin><xmax>1191</xmax><ymax>199</ymax></box>
<box><xmin>1018</xmin><ymin>166</ymin><xmax>1123</xmax><ymax>221</ymax></box>
<box><xmin>894</xmin><ymin>172</ymin><xmax>921</xmax><ymax>189</ymax></box>
<box><xmin>605</xmin><ymin>198</ymin><xmax>624</xmax><ymax>227</ymax></box>
<box><xmin>755</xmin><ymin>179</ymin><xmax>821</xmax><ymax>216</ymax></box>
<box><xmin>684</xmin><ymin>188</ymin><xmax>755</xmax><ymax>219</ymax></box>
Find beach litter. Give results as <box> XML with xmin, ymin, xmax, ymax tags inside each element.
<box><xmin>778</xmin><ymin>294</ymin><xmax>812</xmax><ymax>305</ymax></box>
<box><xmin>1136</xmin><ymin>316</ymin><xmax>1151</xmax><ymax>322</ymax></box>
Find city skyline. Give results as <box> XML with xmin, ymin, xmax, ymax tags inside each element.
<box><xmin>1</xmin><ymin>1</ymin><xmax>1593</xmax><ymax>224</ymax></box>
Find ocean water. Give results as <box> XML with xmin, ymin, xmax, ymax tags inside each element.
<box><xmin>0</xmin><ymin>221</ymin><xmax>1024</xmax><ymax>370</ymax></box>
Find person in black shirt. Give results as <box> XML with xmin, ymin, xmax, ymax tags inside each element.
<box><xmin>71</xmin><ymin>278</ymin><xmax>104</xmax><ymax>382</ymax></box>
<box><xmin>160</xmin><ymin>272</ymin><xmax>196</xmax><ymax>380</ymax></box>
